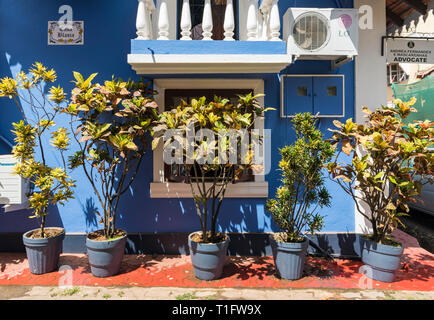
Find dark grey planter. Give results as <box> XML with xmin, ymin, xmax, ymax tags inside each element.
<box><xmin>360</xmin><ymin>236</ymin><xmax>404</xmax><ymax>283</ymax></box>
<box><xmin>188</xmin><ymin>232</ymin><xmax>230</xmax><ymax>281</ymax></box>
<box><xmin>86</xmin><ymin>231</ymin><xmax>127</xmax><ymax>278</ymax></box>
<box><xmin>270</xmin><ymin>234</ymin><xmax>308</xmax><ymax>280</ymax></box>
<box><xmin>22</xmin><ymin>227</ymin><xmax>65</xmax><ymax>275</ymax></box>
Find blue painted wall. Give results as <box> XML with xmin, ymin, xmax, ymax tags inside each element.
<box><xmin>0</xmin><ymin>0</ymin><xmax>355</xmax><ymax>236</ymax></box>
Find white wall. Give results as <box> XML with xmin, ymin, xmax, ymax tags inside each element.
<box><xmin>354</xmin><ymin>0</ymin><xmax>387</xmax><ymax>233</ymax></box>
<box><xmin>354</xmin><ymin>0</ymin><xmax>387</xmax><ymax>122</ymax></box>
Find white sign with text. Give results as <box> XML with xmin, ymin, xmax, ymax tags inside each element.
<box><xmin>48</xmin><ymin>21</ymin><xmax>84</xmax><ymax>45</ymax></box>
<box><xmin>386</xmin><ymin>38</ymin><xmax>434</xmax><ymax>64</ymax></box>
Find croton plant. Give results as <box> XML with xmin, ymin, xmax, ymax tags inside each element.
<box><xmin>152</xmin><ymin>93</ymin><xmax>273</xmax><ymax>243</ymax></box>
<box><xmin>326</xmin><ymin>98</ymin><xmax>434</xmax><ymax>245</ymax></box>
<box><xmin>64</xmin><ymin>72</ymin><xmax>159</xmax><ymax>240</ymax></box>
<box><xmin>0</xmin><ymin>63</ymin><xmax>75</xmax><ymax>238</ymax></box>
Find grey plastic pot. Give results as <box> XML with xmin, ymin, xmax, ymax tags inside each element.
<box><xmin>360</xmin><ymin>236</ymin><xmax>404</xmax><ymax>283</ymax></box>
<box><xmin>86</xmin><ymin>231</ymin><xmax>127</xmax><ymax>278</ymax></box>
<box><xmin>22</xmin><ymin>227</ymin><xmax>65</xmax><ymax>275</ymax></box>
<box><xmin>270</xmin><ymin>234</ymin><xmax>308</xmax><ymax>280</ymax></box>
<box><xmin>188</xmin><ymin>232</ymin><xmax>230</xmax><ymax>281</ymax></box>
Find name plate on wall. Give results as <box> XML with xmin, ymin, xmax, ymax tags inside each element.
<box><xmin>48</xmin><ymin>21</ymin><xmax>84</xmax><ymax>45</ymax></box>
<box><xmin>386</xmin><ymin>38</ymin><xmax>434</xmax><ymax>64</ymax></box>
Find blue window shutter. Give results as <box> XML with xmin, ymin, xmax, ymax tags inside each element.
<box><xmin>313</xmin><ymin>76</ymin><xmax>344</xmax><ymax>117</ymax></box>
<box><xmin>283</xmin><ymin>76</ymin><xmax>313</xmax><ymax>116</ymax></box>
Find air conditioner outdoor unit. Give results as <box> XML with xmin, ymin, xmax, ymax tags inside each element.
<box><xmin>0</xmin><ymin>154</ymin><xmax>28</xmax><ymax>205</ymax></box>
<box><xmin>283</xmin><ymin>8</ymin><xmax>359</xmax><ymax>62</ymax></box>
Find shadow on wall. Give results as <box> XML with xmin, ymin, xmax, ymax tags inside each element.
<box><xmin>80</xmin><ymin>197</ymin><xmax>98</xmax><ymax>231</ymax></box>
<box><xmin>313</xmin><ymin>233</ymin><xmax>361</xmax><ymax>258</ymax></box>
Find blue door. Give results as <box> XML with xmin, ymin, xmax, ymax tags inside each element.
<box><xmin>283</xmin><ymin>76</ymin><xmax>313</xmax><ymax>116</ymax></box>
<box><xmin>313</xmin><ymin>76</ymin><xmax>344</xmax><ymax>116</ymax></box>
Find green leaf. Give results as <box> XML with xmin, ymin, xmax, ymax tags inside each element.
<box><xmin>389</xmin><ymin>176</ymin><xmax>398</xmax><ymax>185</ymax></box>
<box><xmin>73</xmin><ymin>71</ymin><xmax>84</xmax><ymax>83</ymax></box>
<box><xmin>152</xmin><ymin>137</ymin><xmax>162</xmax><ymax>150</ymax></box>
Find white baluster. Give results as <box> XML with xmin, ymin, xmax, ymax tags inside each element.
<box><xmin>224</xmin><ymin>0</ymin><xmax>235</xmax><ymax>41</ymax></box>
<box><xmin>202</xmin><ymin>0</ymin><xmax>213</xmax><ymax>40</ymax></box>
<box><xmin>269</xmin><ymin>0</ymin><xmax>281</xmax><ymax>41</ymax></box>
<box><xmin>136</xmin><ymin>0</ymin><xmax>154</xmax><ymax>40</ymax></box>
<box><xmin>158</xmin><ymin>0</ymin><xmax>169</xmax><ymax>40</ymax></box>
<box><xmin>145</xmin><ymin>5</ymin><xmax>153</xmax><ymax>40</ymax></box>
<box><xmin>259</xmin><ymin>6</ymin><xmax>269</xmax><ymax>40</ymax></box>
<box><xmin>180</xmin><ymin>0</ymin><xmax>192</xmax><ymax>40</ymax></box>
<box><xmin>136</xmin><ymin>0</ymin><xmax>147</xmax><ymax>39</ymax></box>
<box><xmin>247</xmin><ymin>0</ymin><xmax>258</xmax><ymax>41</ymax></box>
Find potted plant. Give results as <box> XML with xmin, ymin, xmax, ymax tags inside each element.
<box><xmin>0</xmin><ymin>62</ymin><xmax>75</xmax><ymax>274</ymax></box>
<box><xmin>64</xmin><ymin>73</ymin><xmax>158</xmax><ymax>277</ymax></box>
<box><xmin>152</xmin><ymin>93</ymin><xmax>272</xmax><ymax>280</ymax></box>
<box><xmin>266</xmin><ymin>113</ymin><xmax>334</xmax><ymax>280</ymax></box>
<box><xmin>326</xmin><ymin>98</ymin><xmax>433</xmax><ymax>282</ymax></box>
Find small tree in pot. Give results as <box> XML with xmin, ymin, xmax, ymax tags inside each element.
<box><xmin>152</xmin><ymin>93</ymin><xmax>272</xmax><ymax>280</ymax></box>
<box><xmin>64</xmin><ymin>73</ymin><xmax>158</xmax><ymax>277</ymax></box>
<box><xmin>266</xmin><ymin>113</ymin><xmax>334</xmax><ymax>280</ymax></box>
<box><xmin>326</xmin><ymin>98</ymin><xmax>433</xmax><ymax>282</ymax></box>
<box><xmin>0</xmin><ymin>63</ymin><xmax>75</xmax><ymax>274</ymax></box>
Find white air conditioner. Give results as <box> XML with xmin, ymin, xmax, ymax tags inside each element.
<box><xmin>0</xmin><ymin>154</ymin><xmax>28</xmax><ymax>205</ymax></box>
<box><xmin>283</xmin><ymin>8</ymin><xmax>359</xmax><ymax>62</ymax></box>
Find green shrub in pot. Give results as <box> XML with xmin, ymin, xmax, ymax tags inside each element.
<box><xmin>326</xmin><ymin>98</ymin><xmax>434</xmax><ymax>282</ymax></box>
<box><xmin>266</xmin><ymin>113</ymin><xmax>334</xmax><ymax>280</ymax></box>
<box><xmin>152</xmin><ymin>93</ymin><xmax>272</xmax><ymax>280</ymax></box>
<box><xmin>0</xmin><ymin>62</ymin><xmax>75</xmax><ymax>274</ymax></box>
<box><xmin>64</xmin><ymin>73</ymin><xmax>159</xmax><ymax>277</ymax></box>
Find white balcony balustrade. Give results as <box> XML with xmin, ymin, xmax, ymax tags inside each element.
<box><xmin>135</xmin><ymin>0</ymin><xmax>281</xmax><ymax>41</ymax></box>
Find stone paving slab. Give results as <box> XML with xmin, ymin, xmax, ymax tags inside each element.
<box><xmin>3</xmin><ymin>286</ymin><xmax>433</xmax><ymax>300</ymax></box>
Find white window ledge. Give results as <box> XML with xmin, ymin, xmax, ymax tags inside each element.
<box><xmin>127</xmin><ymin>54</ymin><xmax>291</xmax><ymax>74</ymax></box>
<box><xmin>150</xmin><ymin>182</ymin><xmax>268</xmax><ymax>198</ymax></box>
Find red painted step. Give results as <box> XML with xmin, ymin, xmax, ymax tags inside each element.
<box><xmin>0</xmin><ymin>230</ymin><xmax>432</xmax><ymax>291</ymax></box>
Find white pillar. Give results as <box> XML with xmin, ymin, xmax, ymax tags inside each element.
<box><xmin>247</xmin><ymin>0</ymin><xmax>258</xmax><ymax>40</ymax></box>
<box><xmin>157</xmin><ymin>0</ymin><xmax>169</xmax><ymax>40</ymax></box>
<box><xmin>180</xmin><ymin>0</ymin><xmax>192</xmax><ymax>40</ymax></box>
<box><xmin>354</xmin><ymin>0</ymin><xmax>387</xmax><ymax>233</ymax></box>
<box><xmin>202</xmin><ymin>0</ymin><xmax>213</xmax><ymax>40</ymax></box>
<box><xmin>269</xmin><ymin>0</ymin><xmax>281</xmax><ymax>41</ymax></box>
<box><xmin>224</xmin><ymin>0</ymin><xmax>235</xmax><ymax>41</ymax></box>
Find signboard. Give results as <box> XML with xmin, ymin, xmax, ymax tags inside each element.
<box><xmin>386</xmin><ymin>38</ymin><xmax>434</xmax><ymax>64</ymax></box>
<box><xmin>48</xmin><ymin>21</ymin><xmax>84</xmax><ymax>45</ymax></box>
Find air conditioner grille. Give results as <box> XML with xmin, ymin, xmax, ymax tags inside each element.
<box><xmin>293</xmin><ymin>13</ymin><xmax>329</xmax><ymax>51</ymax></box>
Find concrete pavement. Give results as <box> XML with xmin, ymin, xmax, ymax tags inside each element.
<box><xmin>2</xmin><ymin>285</ymin><xmax>433</xmax><ymax>300</ymax></box>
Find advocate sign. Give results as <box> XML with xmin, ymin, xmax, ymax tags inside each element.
<box><xmin>386</xmin><ymin>38</ymin><xmax>434</xmax><ymax>64</ymax></box>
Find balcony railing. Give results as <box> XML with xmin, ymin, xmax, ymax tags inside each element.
<box><xmin>135</xmin><ymin>0</ymin><xmax>281</xmax><ymax>41</ymax></box>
